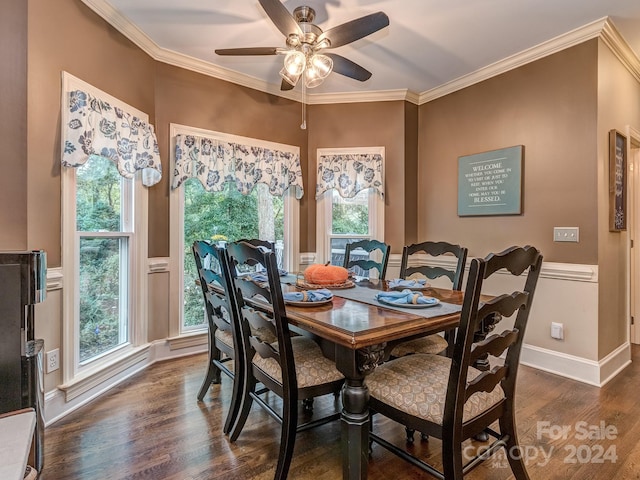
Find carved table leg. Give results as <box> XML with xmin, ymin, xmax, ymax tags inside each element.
<box><xmin>336</xmin><ymin>343</ymin><xmax>386</xmax><ymax>480</ymax></box>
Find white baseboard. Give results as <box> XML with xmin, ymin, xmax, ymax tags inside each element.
<box><xmin>520</xmin><ymin>342</ymin><xmax>631</xmax><ymax>387</ymax></box>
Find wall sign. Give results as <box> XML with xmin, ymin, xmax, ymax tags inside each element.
<box><xmin>609</xmin><ymin>130</ymin><xmax>627</xmax><ymax>231</ymax></box>
<box><xmin>457</xmin><ymin>145</ymin><xmax>523</xmax><ymax>216</ymax></box>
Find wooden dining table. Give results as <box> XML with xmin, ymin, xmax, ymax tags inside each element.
<box><xmin>282</xmin><ymin>279</ymin><xmax>467</xmax><ymax>480</ymax></box>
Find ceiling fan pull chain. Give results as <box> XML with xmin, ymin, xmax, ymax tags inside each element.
<box><xmin>300</xmin><ymin>81</ymin><xmax>307</xmax><ymax>130</ymax></box>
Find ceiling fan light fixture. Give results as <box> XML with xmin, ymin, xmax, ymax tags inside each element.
<box><xmin>217</xmin><ymin>2</ymin><xmax>388</xmax><ymax>92</ymax></box>
<box><xmin>286</xmin><ymin>34</ymin><xmax>301</xmax><ymax>47</ymax></box>
<box><xmin>279</xmin><ymin>67</ymin><xmax>301</xmax><ymax>86</ymax></box>
<box><xmin>283</xmin><ymin>50</ymin><xmax>306</xmax><ymax>76</ymax></box>
<box><xmin>310</xmin><ymin>54</ymin><xmax>333</xmax><ymax>78</ymax></box>
<box><xmin>304</xmin><ymin>66</ymin><xmax>324</xmax><ymax>88</ymax></box>
<box><xmin>315</xmin><ymin>38</ymin><xmax>331</xmax><ymax>50</ymax></box>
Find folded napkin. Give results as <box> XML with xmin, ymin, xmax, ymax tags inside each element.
<box><xmin>248</xmin><ymin>269</ymin><xmax>289</xmax><ymax>283</ymax></box>
<box><xmin>388</xmin><ymin>278</ymin><xmax>427</xmax><ymax>289</ymax></box>
<box><xmin>375</xmin><ymin>289</ymin><xmax>438</xmax><ymax>305</ymax></box>
<box><xmin>283</xmin><ymin>289</ymin><xmax>333</xmax><ymax>303</ymax></box>
<box><xmin>248</xmin><ymin>272</ymin><xmax>269</xmax><ymax>283</ymax></box>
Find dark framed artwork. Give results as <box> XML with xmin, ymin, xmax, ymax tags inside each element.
<box><xmin>609</xmin><ymin>129</ymin><xmax>627</xmax><ymax>231</ymax></box>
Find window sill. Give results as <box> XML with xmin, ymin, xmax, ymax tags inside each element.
<box><xmin>58</xmin><ymin>344</ymin><xmax>151</xmax><ymax>401</ymax></box>
<box><xmin>166</xmin><ymin>331</ymin><xmax>208</xmax><ymax>351</ymax></box>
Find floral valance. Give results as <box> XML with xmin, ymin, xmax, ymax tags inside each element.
<box><xmin>62</xmin><ymin>90</ymin><xmax>162</xmax><ymax>187</ymax></box>
<box><xmin>172</xmin><ymin>134</ymin><xmax>304</xmax><ymax>199</ymax></box>
<box><xmin>316</xmin><ymin>153</ymin><xmax>384</xmax><ymax>199</ymax></box>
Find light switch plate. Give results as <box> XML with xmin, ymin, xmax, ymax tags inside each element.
<box><xmin>551</xmin><ymin>322</ymin><xmax>564</xmax><ymax>340</ymax></box>
<box><xmin>553</xmin><ymin>227</ymin><xmax>579</xmax><ymax>242</ymax></box>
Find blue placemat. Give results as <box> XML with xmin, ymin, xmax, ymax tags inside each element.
<box><xmin>330</xmin><ymin>285</ymin><xmax>462</xmax><ymax>319</ymax></box>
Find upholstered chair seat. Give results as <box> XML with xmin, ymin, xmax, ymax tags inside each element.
<box><xmin>214</xmin><ymin>328</ymin><xmax>234</xmax><ymax>350</ymax></box>
<box><xmin>253</xmin><ymin>336</ymin><xmax>344</xmax><ymax>388</ymax></box>
<box><xmin>368</xmin><ymin>353</ymin><xmax>504</xmax><ymax>425</ymax></box>
<box><xmin>389</xmin><ymin>335</ymin><xmax>448</xmax><ymax>358</ymax></box>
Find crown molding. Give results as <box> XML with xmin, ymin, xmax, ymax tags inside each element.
<box><xmin>307</xmin><ymin>89</ymin><xmax>420</xmax><ymax>105</ymax></box>
<box><xmin>418</xmin><ymin>17</ymin><xmax>608</xmax><ymax>103</ymax></box>
<box><xmin>419</xmin><ymin>17</ymin><xmax>640</xmax><ymax>104</ymax></box>
<box><xmin>81</xmin><ymin>3</ymin><xmax>638</xmax><ymax>106</ymax></box>
<box><xmin>600</xmin><ymin>18</ymin><xmax>640</xmax><ymax>83</ymax></box>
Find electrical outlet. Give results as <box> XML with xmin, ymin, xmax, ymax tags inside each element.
<box><xmin>46</xmin><ymin>349</ymin><xmax>59</xmax><ymax>373</ymax></box>
<box><xmin>551</xmin><ymin>322</ymin><xmax>564</xmax><ymax>340</ymax></box>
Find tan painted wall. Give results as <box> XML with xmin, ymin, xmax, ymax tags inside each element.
<box><xmin>151</xmin><ymin>64</ymin><xmax>307</xmax><ymax>257</ymax></box>
<box><xmin>597</xmin><ymin>40</ymin><xmax>640</xmax><ymax>358</ymax></box>
<box><xmin>27</xmin><ymin>0</ymin><xmax>156</xmax><ymax>267</ymax></box>
<box><xmin>0</xmin><ymin>0</ymin><xmax>27</xmax><ymax>250</ymax></box>
<box><xmin>307</xmin><ymin>101</ymin><xmax>408</xmax><ymax>253</ymax></box>
<box><xmin>404</xmin><ymin>103</ymin><xmax>419</xmax><ymax>246</ymax></box>
<box><xmin>419</xmin><ymin>41</ymin><xmax>599</xmax><ymax>264</ymax></box>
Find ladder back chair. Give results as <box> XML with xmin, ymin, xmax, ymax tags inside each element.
<box><xmin>226</xmin><ymin>241</ymin><xmax>344</xmax><ymax>480</ymax></box>
<box><xmin>367</xmin><ymin>245</ymin><xmax>543</xmax><ymax>480</ymax></box>
<box><xmin>235</xmin><ymin>238</ymin><xmax>275</xmax><ymax>251</ymax></box>
<box><xmin>343</xmin><ymin>239</ymin><xmax>390</xmax><ymax>280</ymax></box>
<box><xmin>391</xmin><ymin>241</ymin><xmax>468</xmax><ymax>358</ymax></box>
<box><xmin>192</xmin><ymin>241</ymin><xmax>244</xmax><ymax>435</ymax></box>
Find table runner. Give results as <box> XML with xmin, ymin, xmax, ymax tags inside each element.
<box><xmin>329</xmin><ymin>285</ymin><xmax>462</xmax><ymax>319</ymax></box>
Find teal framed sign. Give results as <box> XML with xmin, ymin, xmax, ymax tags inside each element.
<box><xmin>457</xmin><ymin>145</ymin><xmax>523</xmax><ymax>216</ymax></box>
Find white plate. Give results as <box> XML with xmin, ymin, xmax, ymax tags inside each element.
<box><xmin>377</xmin><ymin>297</ymin><xmax>440</xmax><ymax>309</ymax></box>
<box><xmin>285</xmin><ymin>298</ymin><xmax>333</xmax><ymax>307</ymax></box>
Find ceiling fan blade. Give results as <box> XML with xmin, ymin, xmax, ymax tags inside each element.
<box><xmin>326</xmin><ymin>53</ymin><xmax>372</xmax><ymax>81</ymax></box>
<box><xmin>215</xmin><ymin>47</ymin><xmax>280</xmax><ymax>56</ymax></box>
<box><xmin>258</xmin><ymin>0</ymin><xmax>303</xmax><ymax>37</ymax></box>
<box><xmin>280</xmin><ymin>78</ymin><xmax>295</xmax><ymax>91</ymax></box>
<box><xmin>317</xmin><ymin>12</ymin><xmax>389</xmax><ymax>48</ymax></box>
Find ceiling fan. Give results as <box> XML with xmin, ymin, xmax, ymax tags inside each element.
<box><xmin>215</xmin><ymin>0</ymin><xmax>389</xmax><ymax>91</ymax></box>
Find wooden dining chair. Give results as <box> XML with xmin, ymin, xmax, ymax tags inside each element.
<box><xmin>391</xmin><ymin>241</ymin><xmax>468</xmax><ymax>359</ymax></box>
<box><xmin>343</xmin><ymin>239</ymin><xmax>390</xmax><ymax>280</ymax></box>
<box><xmin>235</xmin><ymin>238</ymin><xmax>275</xmax><ymax>251</ymax></box>
<box><xmin>367</xmin><ymin>245</ymin><xmax>543</xmax><ymax>480</ymax></box>
<box><xmin>192</xmin><ymin>240</ymin><xmax>244</xmax><ymax>435</ymax></box>
<box><xmin>225</xmin><ymin>241</ymin><xmax>344</xmax><ymax>480</ymax></box>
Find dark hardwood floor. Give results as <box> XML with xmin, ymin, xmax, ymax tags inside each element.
<box><xmin>42</xmin><ymin>346</ymin><xmax>640</xmax><ymax>479</ymax></box>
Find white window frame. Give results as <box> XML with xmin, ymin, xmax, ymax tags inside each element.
<box><xmin>60</xmin><ymin>72</ymin><xmax>149</xmax><ymax>386</ymax></box>
<box><xmin>315</xmin><ymin>146</ymin><xmax>385</xmax><ymax>265</ymax></box>
<box><xmin>168</xmin><ymin>123</ymin><xmax>300</xmax><ymax>338</ymax></box>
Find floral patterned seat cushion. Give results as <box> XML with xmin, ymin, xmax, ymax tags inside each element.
<box><xmin>214</xmin><ymin>328</ymin><xmax>234</xmax><ymax>350</ymax></box>
<box><xmin>367</xmin><ymin>353</ymin><xmax>504</xmax><ymax>425</ymax></box>
<box><xmin>253</xmin><ymin>336</ymin><xmax>344</xmax><ymax>388</ymax></box>
<box><xmin>390</xmin><ymin>334</ymin><xmax>448</xmax><ymax>357</ymax></box>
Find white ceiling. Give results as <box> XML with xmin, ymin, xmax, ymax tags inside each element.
<box><xmin>89</xmin><ymin>0</ymin><xmax>640</xmax><ymax>99</ymax></box>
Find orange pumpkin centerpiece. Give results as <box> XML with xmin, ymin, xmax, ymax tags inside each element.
<box><xmin>304</xmin><ymin>262</ymin><xmax>349</xmax><ymax>286</ymax></box>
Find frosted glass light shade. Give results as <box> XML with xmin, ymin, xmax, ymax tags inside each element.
<box><xmin>283</xmin><ymin>50</ymin><xmax>306</xmax><ymax>76</ymax></box>
<box><xmin>279</xmin><ymin>67</ymin><xmax>301</xmax><ymax>86</ymax></box>
<box><xmin>304</xmin><ymin>54</ymin><xmax>333</xmax><ymax>88</ymax></box>
<box><xmin>310</xmin><ymin>54</ymin><xmax>333</xmax><ymax>78</ymax></box>
<box><xmin>304</xmin><ymin>67</ymin><xmax>324</xmax><ymax>88</ymax></box>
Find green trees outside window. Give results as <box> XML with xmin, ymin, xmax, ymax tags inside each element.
<box><xmin>76</xmin><ymin>156</ymin><xmax>129</xmax><ymax>362</ymax></box>
<box><xmin>183</xmin><ymin>179</ymin><xmax>284</xmax><ymax>328</ymax></box>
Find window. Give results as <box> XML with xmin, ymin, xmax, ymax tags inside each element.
<box><xmin>316</xmin><ymin>147</ymin><xmax>385</xmax><ymax>269</ymax></box>
<box><xmin>61</xmin><ymin>72</ymin><xmax>150</xmax><ymax>385</ymax></box>
<box><xmin>76</xmin><ymin>156</ymin><xmax>132</xmax><ymax>361</ymax></box>
<box><xmin>170</xmin><ymin>124</ymin><xmax>300</xmax><ymax>337</ymax></box>
<box><xmin>182</xmin><ymin>181</ymin><xmax>285</xmax><ymax>329</ymax></box>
